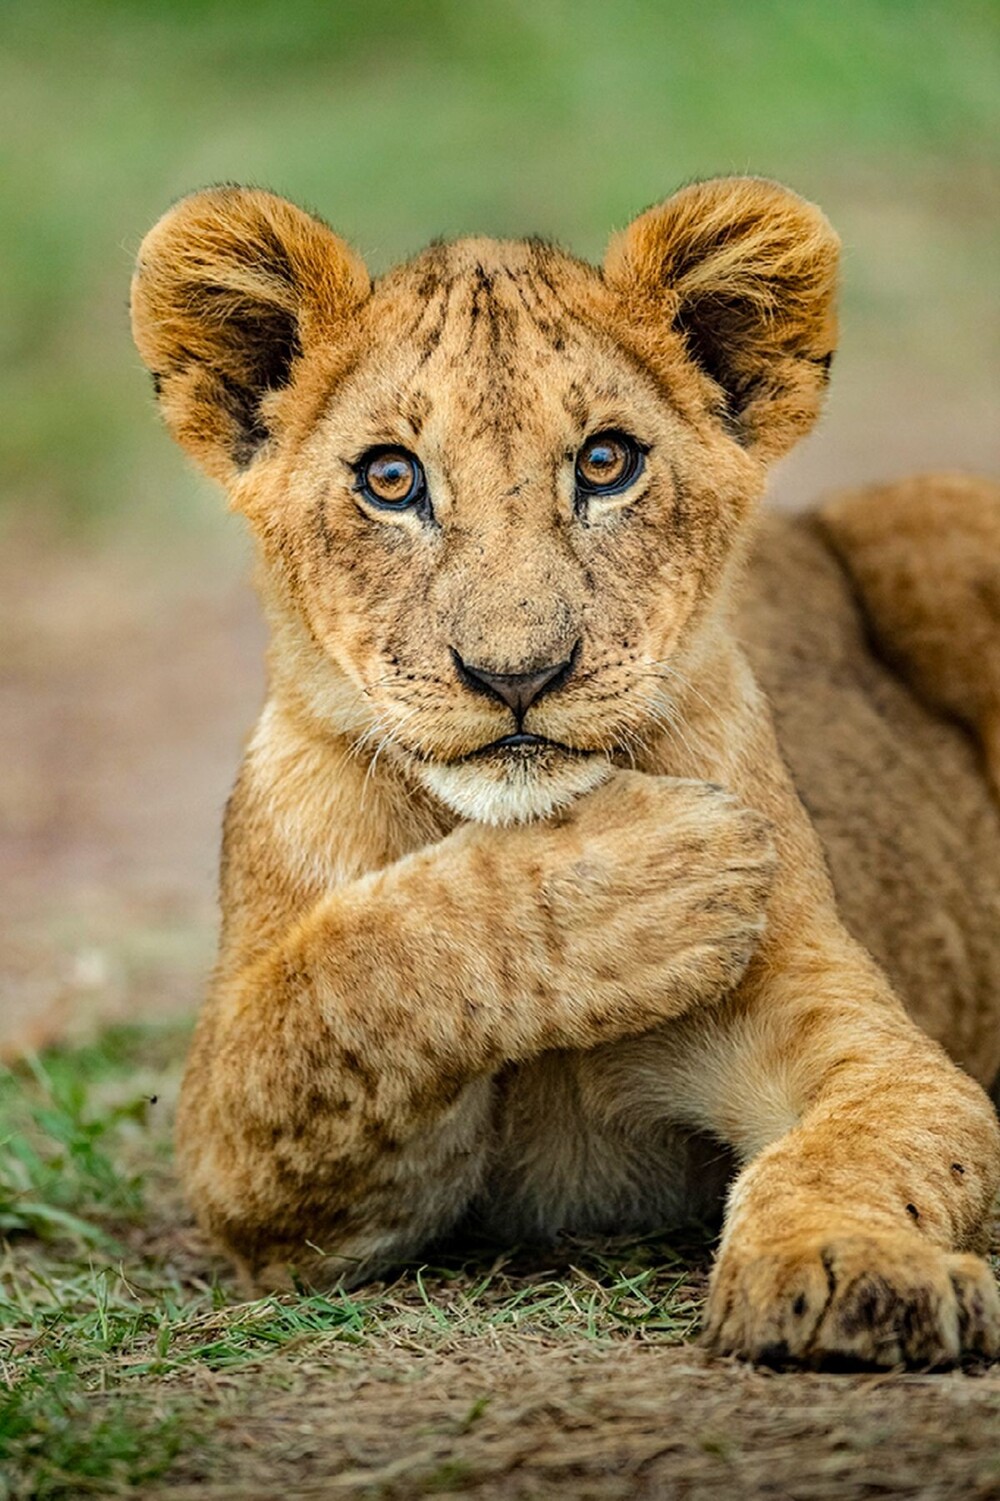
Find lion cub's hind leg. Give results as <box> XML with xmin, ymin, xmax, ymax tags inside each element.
<box><xmin>819</xmin><ymin>474</ymin><xmax>1000</xmax><ymax>796</ymax></box>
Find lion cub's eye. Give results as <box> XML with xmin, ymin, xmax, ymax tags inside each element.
<box><xmin>355</xmin><ymin>447</ymin><xmax>427</xmax><ymax>510</ymax></box>
<box><xmin>574</xmin><ymin>431</ymin><xmax>644</xmax><ymax>498</ymax></box>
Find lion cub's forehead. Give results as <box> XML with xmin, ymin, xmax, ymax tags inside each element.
<box><xmin>377</xmin><ymin>234</ymin><xmax>602</xmax><ymax>319</ymax></box>
<box><xmin>332</xmin><ymin>236</ymin><xmax>653</xmax><ymax>457</ymax></box>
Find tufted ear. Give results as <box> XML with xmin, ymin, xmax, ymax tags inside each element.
<box><xmin>131</xmin><ymin>186</ymin><xmax>371</xmax><ymax>483</ymax></box>
<box><xmin>604</xmin><ymin>177</ymin><xmax>839</xmax><ymax>460</ymax></box>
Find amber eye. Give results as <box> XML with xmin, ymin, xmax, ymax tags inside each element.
<box><xmin>355</xmin><ymin>447</ymin><xmax>426</xmax><ymax>510</ymax></box>
<box><xmin>574</xmin><ymin>431</ymin><xmax>645</xmax><ymax>499</ymax></box>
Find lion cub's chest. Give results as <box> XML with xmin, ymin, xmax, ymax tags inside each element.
<box><xmin>465</xmin><ymin>1049</ymin><xmax>732</xmax><ymax>1242</ymax></box>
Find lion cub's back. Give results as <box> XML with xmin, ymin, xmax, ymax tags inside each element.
<box><xmin>739</xmin><ymin>511</ymin><xmax>1000</xmax><ymax>1087</ymax></box>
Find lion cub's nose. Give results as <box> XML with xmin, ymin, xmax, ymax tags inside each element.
<box><xmin>451</xmin><ymin>645</ymin><xmax>579</xmax><ymax>720</ymax></box>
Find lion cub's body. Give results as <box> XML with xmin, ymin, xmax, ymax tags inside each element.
<box><xmin>132</xmin><ymin>177</ymin><xmax>1000</xmax><ymax>1367</ymax></box>
<box><xmin>207</xmin><ymin>498</ymin><xmax>1000</xmax><ymax>1258</ymax></box>
<box><xmin>745</xmin><ymin>504</ymin><xmax>1000</xmax><ymax>1083</ymax></box>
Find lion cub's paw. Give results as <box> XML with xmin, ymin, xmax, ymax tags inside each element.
<box><xmin>702</xmin><ymin>1231</ymin><xmax>1000</xmax><ymax>1368</ymax></box>
<box><xmin>545</xmin><ymin>773</ymin><xmax>778</xmax><ymax>1014</ymax></box>
<box><xmin>562</xmin><ymin>772</ymin><xmax>777</xmax><ymax>906</ymax></box>
<box><xmin>636</xmin><ymin>781</ymin><xmax>779</xmax><ymax>992</ymax></box>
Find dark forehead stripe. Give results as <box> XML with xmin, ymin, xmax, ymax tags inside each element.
<box><xmin>372</xmin><ymin>238</ymin><xmax>616</xmax><ymax>462</ymax></box>
<box><xmin>456</xmin><ymin>266</ymin><xmax>531</xmax><ymax>459</ymax></box>
<box><xmin>503</xmin><ymin>268</ymin><xmax>570</xmax><ymax>347</ymax></box>
<box><xmin>385</xmin><ymin>241</ymin><xmax>455</xmax><ymax>367</ymax></box>
<box><xmin>392</xmin><ymin>237</ymin><xmax>593</xmax><ymax>353</ymax></box>
<box><xmin>412</xmin><ymin>283</ymin><xmax>456</xmax><ymax>370</ymax></box>
<box><xmin>404</xmin><ymin>388</ymin><xmax>431</xmax><ymax>437</ymax></box>
<box><xmin>463</xmin><ymin>263</ymin><xmax>494</xmax><ymax>353</ymax></box>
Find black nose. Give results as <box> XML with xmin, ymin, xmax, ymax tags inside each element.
<box><xmin>451</xmin><ymin>643</ymin><xmax>579</xmax><ymax>720</ymax></box>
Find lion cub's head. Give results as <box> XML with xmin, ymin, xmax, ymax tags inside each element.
<box><xmin>132</xmin><ymin>178</ymin><xmax>837</xmax><ymax>824</ymax></box>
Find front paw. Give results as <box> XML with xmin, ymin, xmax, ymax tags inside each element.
<box><xmin>545</xmin><ymin>773</ymin><xmax>778</xmax><ymax>1011</ymax></box>
<box><xmin>703</xmin><ymin>1231</ymin><xmax>1000</xmax><ymax>1368</ymax></box>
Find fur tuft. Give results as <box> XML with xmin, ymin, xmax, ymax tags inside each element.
<box><xmin>420</xmin><ymin>754</ymin><xmax>613</xmax><ymax>826</ymax></box>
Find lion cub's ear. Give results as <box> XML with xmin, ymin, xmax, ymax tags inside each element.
<box><xmin>604</xmin><ymin>177</ymin><xmax>839</xmax><ymax>460</ymax></box>
<box><xmin>131</xmin><ymin>186</ymin><xmax>371</xmax><ymax>483</ymax></box>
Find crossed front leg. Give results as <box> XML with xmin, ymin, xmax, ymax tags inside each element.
<box><xmin>176</xmin><ymin>772</ymin><xmax>775</xmax><ymax>1288</ymax></box>
<box><xmin>657</xmin><ymin>932</ymin><xmax>1000</xmax><ymax>1366</ymax></box>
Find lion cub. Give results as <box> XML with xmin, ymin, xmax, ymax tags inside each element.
<box><xmin>132</xmin><ymin>176</ymin><xmax>1000</xmax><ymax>1367</ymax></box>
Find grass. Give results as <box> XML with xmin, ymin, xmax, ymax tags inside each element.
<box><xmin>0</xmin><ymin>1024</ymin><xmax>712</xmax><ymax>1499</ymax></box>
<box><xmin>1</xmin><ymin>0</ymin><xmax>997</xmax><ymax>530</ymax></box>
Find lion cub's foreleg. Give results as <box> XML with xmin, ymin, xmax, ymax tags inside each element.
<box><xmin>655</xmin><ymin>930</ymin><xmax>1000</xmax><ymax>1366</ymax></box>
<box><xmin>177</xmin><ymin>773</ymin><xmax>774</xmax><ymax>1288</ymax></box>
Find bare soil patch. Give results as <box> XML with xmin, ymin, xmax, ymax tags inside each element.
<box><xmin>0</xmin><ymin>524</ymin><xmax>264</xmax><ymax>1057</ymax></box>
<box><xmin>148</xmin><ymin>1342</ymin><xmax>1000</xmax><ymax>1501</ymax></box>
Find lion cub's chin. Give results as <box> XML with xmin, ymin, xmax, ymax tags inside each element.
<box><xmin>418</xmin><ymin>753</ymin><xmax>613</xmax><ymax>826</ymax></box>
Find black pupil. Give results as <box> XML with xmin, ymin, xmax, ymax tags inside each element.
<box><xmin>371</xmin><ymin>455</ymin><xmax>412</xmax><ymax>497</ymax></box>
<box><xmin>587</xmin><ymin>443</ymin><xmax>619</xmax><ymax>473</ymax></box>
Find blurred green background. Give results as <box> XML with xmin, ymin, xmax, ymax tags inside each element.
<box><xmin>2</xmin><ymin>0</ymin><xmax>998</xmax><ymax>536</ymax></box>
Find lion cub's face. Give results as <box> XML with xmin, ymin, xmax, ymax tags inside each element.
<box><xmin>286</xmin><ymin>239</ymin><xmax>760</xmax><ymax>823</ymax></box>
<box><xmin>132</xmin><ymin>180</ymin><xmax>838</xmax><ymax>823</ymax></box>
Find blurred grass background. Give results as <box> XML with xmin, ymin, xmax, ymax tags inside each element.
<box><xmin>2</xmin><ymin>0</ymin><xmax>998</xmax><ymax>535</ymax></box>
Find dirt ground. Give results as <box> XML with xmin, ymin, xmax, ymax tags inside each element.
<box><xmin>2</xmin><ymin>394</ymin><xmax>1000</xmax><ymax>1498</ymax></box>
<box><xmin>0</xmin><ymin>520</ymin><xmax>264</xmax><ymax>1059</ymax></box>
<box><xmin>146</xmin><ymin>1342</ymin><xmax>1000</xmax><ymax>1500</ymax></box>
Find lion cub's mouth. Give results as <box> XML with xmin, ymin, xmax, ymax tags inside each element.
<box><xmin>464</xmin><ymin>732</ymin><xmax>585</xmax><ymax>761</ymax></box>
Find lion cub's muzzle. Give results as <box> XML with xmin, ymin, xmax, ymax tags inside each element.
<box><xmin>450</xmin><ymin>641</ymin><xmax>582</xmax><ymax>757</ymax></box>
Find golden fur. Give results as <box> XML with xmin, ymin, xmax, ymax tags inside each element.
<box><xmin>131</xmin><ymin>177</ymin><xmax>1000</xmax><ymax>1367</ymax></box>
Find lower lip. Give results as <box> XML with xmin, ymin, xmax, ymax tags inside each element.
<box><xmin>466</xmin><ymin>734</ymin><xmax>581</xmax><ymax>759</ymax></box>
<box><xmin>495</xmin><ymin>733</ymin><xmax>547</xmax><ymax>749</ymax></box>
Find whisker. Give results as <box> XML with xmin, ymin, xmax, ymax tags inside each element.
<box><xmin>356</xmin><ymin>701</ymin><xmax>425</xmax><ymax>811</ymax></box>
<box><xmin>642</xmin><ymin>661</ymin><xmax>727</xmax><ymax>726</ymax></box>
<box><xmin>640</xmin><ymin>689</ymin><xmax>713</xmax><ymax>768</ymax></box>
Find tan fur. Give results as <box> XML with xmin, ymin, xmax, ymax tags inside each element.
<box><xmin>817</xmin><ymin>474</ymin><xmax>1000</xmax><ymax>797</ymax></box>
<box><xmin>131</xmin><ymin>177</ymin><xmax>1000</xmax><ymax>1367</ymax></box>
